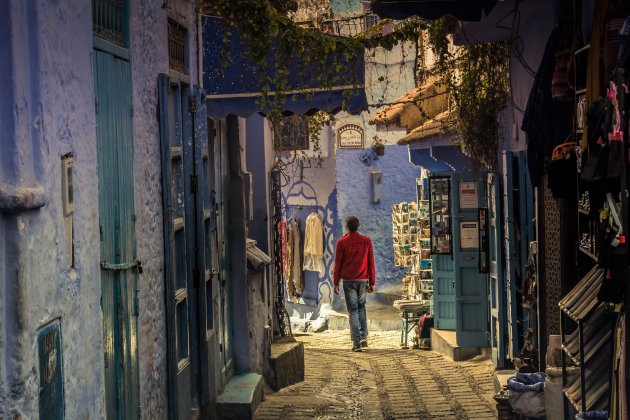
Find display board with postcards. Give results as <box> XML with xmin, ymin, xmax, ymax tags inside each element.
<box><xmin>392</xmin><ymin>201</ymin><xmax>433</xmax><ymax>302</ymax></box>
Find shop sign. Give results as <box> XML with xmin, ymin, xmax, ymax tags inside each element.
<box><xmin>338</xmin><ymin>124</ymin><xmax>364</xmax><ymax>148</ymax></box>
<box><xmin>460</xmin><ymin>221</ymin><xmax>479</xmax><ymax>249</ymax></box>
<box><xmin>459</xmin><ymin>181</ymin><xmax>478</xmax><ymax>209</ymax></box>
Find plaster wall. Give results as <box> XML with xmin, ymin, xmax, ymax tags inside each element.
<box><xmin>281</xmin><ymin>129</ymin><xmax>338</xmax><ymax>305</ymax></box>
<box><xmin>244</xmin><ymin>115</ymin><xmax>275</xmax><ymax>373</ymax></box>
<box><xmin>0</xmin><ymin>0</ymin><xmax>103</xmax><ymax>417</ymax></box>
<box><xmin>130</xmin><ymin>0</ymin><xmax>200</xmax><ymax>417</ymax></box>
<box><xmin>335</xmin><ymin>145</ymin><xmax>419</xmax><ymax>296</ymax></box>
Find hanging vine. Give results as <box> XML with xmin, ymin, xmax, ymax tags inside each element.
<box><xmin>427</xmin><ymin>17</ymin><xmax>510</xmax><ymax>171</ymax></box>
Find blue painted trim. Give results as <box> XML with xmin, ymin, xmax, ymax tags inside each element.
<box><xmin>93</xmin><ymin>35</ymin><xmax>130</xmax><ymax>60</ymax></box>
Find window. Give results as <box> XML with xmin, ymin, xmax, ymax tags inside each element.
<box><xmin>364</xmin><ymin>14</ymin><xmax>378</xmax><ymax>30</ymax></box>
<box><xmin>275</xmin><ymin>116</ymin><xmax>310</xmax><ymax>151</ymax></box>
<box><xmin>93</xmin><ymin>0</ymin><xmax>128</xmax><ymax>47</ymax></box>
<box><xmin>168</xmin><ymin>20</ymin><xmax>188</xmax><ymax>74</ymax></box>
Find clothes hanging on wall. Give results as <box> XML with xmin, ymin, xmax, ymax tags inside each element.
<box><xmin>303</xmin><ymin>212</ymin><xmax>325</xmax><ymax>275</ymax></box>
<box><xmin>279</xmin><ymin>218</ymin><xmax>287</xmax><ymax>276</ymax></box>
<box><xmin>285</xmin><ymin>219</ymin><xmax>295</xmax><ymax>297</ymax></box>
<box><xmin>284</xmin><ymin>219</ymin><xmax>304</xmax><ymax>297</ymax></box>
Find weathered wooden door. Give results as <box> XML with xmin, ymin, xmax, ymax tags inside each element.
<box><xmin>488</xmin><ymin>172</ymin><xmax>507</xmax><ymax>366</ymax></box>
<box><xmin>159</xmin><ymin>75</ymin><xmax>227</xmax><ymax>418</ymax></box>
<box><xmin>451</xmin><ymin>173</ymin><xmax>488</xmax><ymax>347</ymax></box>
<box><xmin>94</xmin><ymin>48</ymin><xmax>139</xmax><ymax>419</ymax></box>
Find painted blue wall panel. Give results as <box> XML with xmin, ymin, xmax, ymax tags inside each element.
<box><xmin>336</xmin><ymin>145</ymin><xmax>419</xmax><ymax>295</ymax></box>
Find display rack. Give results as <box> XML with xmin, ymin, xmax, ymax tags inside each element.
<box><xmin>559</xmin><ymin>266</ymin><xmax>615</xmax><ymax>414</ymax></box>
<box><xmin>392</xmin><ymin>201</ymin><xmax>433</xmax><ymax>302</ymax></box>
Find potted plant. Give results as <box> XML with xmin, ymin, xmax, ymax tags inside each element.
<box><xmin>372</xmin><ymin>137</ymin><xmax>385</xmax><ymax>156</ymax></box>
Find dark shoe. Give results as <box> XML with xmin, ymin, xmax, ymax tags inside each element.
<box><xmin>352</xmin><ymin>343</ymin><xmax>362</xmax><ymax>352</ymax></box>
<box><xmin>360</xmin><ymin>339</ymin><xmax>368</xmax><ymax>348</ymax></box>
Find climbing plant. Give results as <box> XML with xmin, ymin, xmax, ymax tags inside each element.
<box><xmin>202</xmin><ymin>2</ymin><xmax>508</xmax><ymax>171</ymax></box>
<box><xmin>428</xmin><ymin>17</ymin><xmax>510</xmax><ymax>171</ymax></box>
<box><xmin>202</xmin><ymin>0</ymin><xmax>425</xmax><ymax>165</ymax></box>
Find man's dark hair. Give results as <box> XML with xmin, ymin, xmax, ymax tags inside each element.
<box><xmin>346</xmin><ymin>216</ymin><xmax>360</xmax><ymax>232</ymax></box>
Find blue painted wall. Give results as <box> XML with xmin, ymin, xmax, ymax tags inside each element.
<box><xmin>336</xmin><ymin>145</ymin><xmax>420</xmax><ymax>296</ymax></box>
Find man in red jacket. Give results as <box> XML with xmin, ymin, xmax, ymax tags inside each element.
<box><xmin>333</xmin><ymin>215</ymin><xmax>376</xmax><ymax>352</ymax></box>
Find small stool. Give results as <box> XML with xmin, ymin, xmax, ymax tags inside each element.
<box><xmin>398</xmin><ymin>305</ymin><xmax>429</xmax><ymax>348</ymax></box>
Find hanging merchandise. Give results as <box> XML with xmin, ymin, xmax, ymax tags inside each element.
<box><xmin>285</xmin><ymin>221</ymin><xmax>295</xmax><ymax>297</ymax></box>
<box><xmin>303</xmin><ymin>212</ymin><xmax>324</xmax><ymax>275</ymax></box>
<box><xmin>279</xmin><ymin>218</ymin><xmax>287</xmax><ymax>275</ymax></box>
<box><xmin>291</xmin><ymin>219</ymin><xmax>304</xmax><ymax>296</ymax></box>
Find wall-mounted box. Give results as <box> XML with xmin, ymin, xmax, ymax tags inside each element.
<box><xmin>371</xmin><ymin>170</ymin><xmax>382</xmax><ymax>203</ymax></box>
<box><xmin>61</xmin><ymin>155</ymin><xmax>74</xmax><ymax>216</ymax></box>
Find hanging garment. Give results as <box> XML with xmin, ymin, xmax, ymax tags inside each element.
<box><xmin>291</xmin><ymin>219</ymin><xmax>304</xmax><ymax>295</ymax></box>
<box><xmin>279</xmin><ymin>219</ymin><xmax>287</xmax><ymax>275</ymax></box>
<box><xmin>303</xmin><ymin>212</ymin><xmax>325</xmax><ymax>275</ymax></box>
<box><xmin>285</xmin><ymin>221</ymin><xmax>295</xmax><ymax>297</ymax></box>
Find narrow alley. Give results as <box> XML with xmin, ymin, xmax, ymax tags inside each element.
<box><xmin>5</xmin><ymin>0</ymin><xmax>630</xmax><ymax>419</ymax></box>
<box><xmin>255</xmin><ymin>331</ymin><xmax>497</xmax><ymax>420</ymax></box>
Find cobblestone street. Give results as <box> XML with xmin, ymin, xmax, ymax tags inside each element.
<box><xmin>255</xmin><ymin>331</ymin><xmax>498</xmax><ymax>419</ymax></box>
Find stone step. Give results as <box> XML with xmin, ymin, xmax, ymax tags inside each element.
<box><xmin>216</xmin><ymin>373</ymin><xmax>264</xmax><ymax>419</ymax></box>
<box><xmin>431</xmin><ymin>328</ymin><xmax>490</xmax><ymax>361</ymax></box>
<box><xmin>265</xmin><ymin>338</ymin><xmax>305</xmax><ymax>391</ymax></box>
<box><xmin>327</xmin><ymin>311</ymin><xmax>401</xmax><ymax>332</ymax></box>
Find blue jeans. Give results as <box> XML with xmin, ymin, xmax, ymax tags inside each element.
<box><xmin>343</xmin><ymin>281</ymin><xmax>368</xmax><ymax>344</ymax></box>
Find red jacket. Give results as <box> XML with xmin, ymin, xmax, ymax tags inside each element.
<box><xmin>333</xmin><ymin>232</ymin><xmax>376</xmax><ymax>287</ymax></box>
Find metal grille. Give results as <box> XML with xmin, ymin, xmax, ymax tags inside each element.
<box><xmin>93</xmin><ymin>0</ymin><xmax>125</xmax><ymax>46</ymax></box>
<box><xmin>168</xmin><ymin>20</ymin><xmax>187</xmax><ymax>74</ymax></box>
<box><xmin>542</xmin><ymin>178</ymin><xmax>562</xmax><ymax>335</ymax></box>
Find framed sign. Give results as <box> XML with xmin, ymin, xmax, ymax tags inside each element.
<box><xmin>338</xmin><ymin>124</ymin><xmax>364</xmax><ymax>148</ymax></box>
<box><xmin>459</xmin><ymin>181</ymin><xmax>478</xmax><ymax>209</ymax></box>
<box><xmin>459</xmin><ymin>221</ymin><xmax>479</xmax><ymax>249</ymax></box>
<box><xmin>429</xmin><ymin>176</ymin><xmax>452</xmax><ymax>254</ymax></box>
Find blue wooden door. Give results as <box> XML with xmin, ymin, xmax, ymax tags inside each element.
<box><xmin>451</xmin><ymin>173</ymin><xmax>488</xmax><ymax>347</ymax></box>
<box><xmin>94</xmin><ymin>48</ymin><xmax>139</xmax><ymax>420</ymax></box>
<box><xmin>488</xmin><ymin>172</ymin><xmax>507</xmax><ymax>366</ymax></box>
<box><xmin>431</xmin><ymin>175</ymin><xmax>456</xmax><ymax>330</ymax></box>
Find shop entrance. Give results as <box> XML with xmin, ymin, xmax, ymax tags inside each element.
<box><xmin>431</xmin><ymin>172</ymin><xmax>489</xmax><ymax>347</ymax></box>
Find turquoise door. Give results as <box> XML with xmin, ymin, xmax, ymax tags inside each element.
<box><xmin>94</xmin><ymin>48</ymin><xmax>140</xmax><ymax>419</ymax></box>
<box><xmin>488</xmin><ymin>172</ymin><xmax>507</xmax><ymax>366</ymax></box>
<box><xmin>451</xmin><ymin>173</ymin><xmax>488</xmax><ymax>347</ymax></box>
<box><xmin>431</xmin><ymin>175</ymin><xmax>456</xmax><ymax>330</ymax></box>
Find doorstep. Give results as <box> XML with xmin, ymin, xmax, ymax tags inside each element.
<box><xmin>265</xmin><ymin>337</ymin><xmax>305</xmax><ymax>391</ymax></box>
<box><xmin>431</xmin><ymin>329</ymin><xmax>490</xmax><ymax>361</ymax></box>
<box><xmin>327</xmin><ymin>310</ymin><xmax>401</xmax><ymax>331</ymax></box>
<box><xmin>493</xmin><ymin>369</ymin><xmax>515</xmax><ymax>393</ymax></box>
<box><xmin>216</xmin><ymin>373</ymin><xmax>264</xmax><ymax>420</ymax></box>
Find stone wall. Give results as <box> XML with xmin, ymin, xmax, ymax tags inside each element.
<box><xmin>0</xmin><ymin>0</ymin><xmax>103</xmax><ymax>417</ymax></box>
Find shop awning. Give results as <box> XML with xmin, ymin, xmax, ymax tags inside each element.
<box><xmin>202</xmin><ymin>16</ymin><xmax>368</xmax><ymax>118</ymax></box>
<box><xmin>409</xmin><ymin>148</ymin><xmax>453</xmax><ymax>172</ymax></box>
<box><xmin>369</xmin><ymin>77</ymin><xmax>449</xmax><ymax>131</ymax></box>
<box><xmin>432</xmin><ymin>145</ymin><xmax>471</xmax><ymax>172</ymax></box>
<box><xmin>370</xmin><ymin>0</ymin><xmax>498</xmax><ymax>21</ymax></box>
